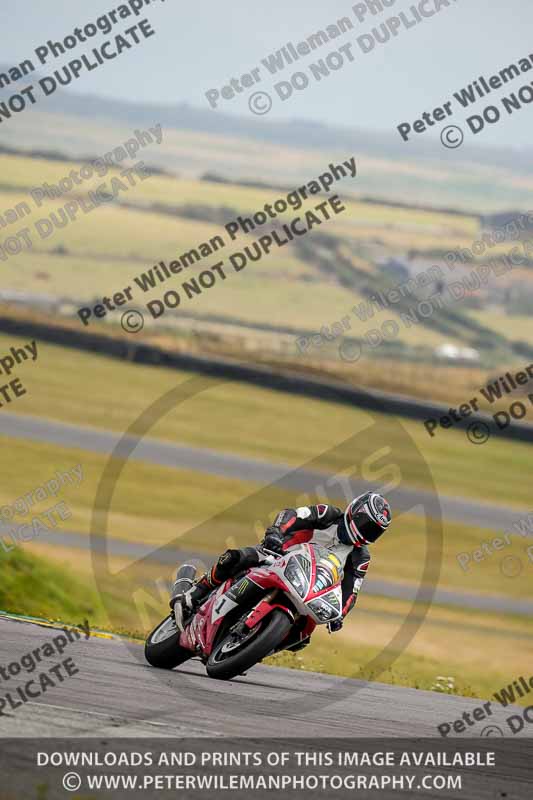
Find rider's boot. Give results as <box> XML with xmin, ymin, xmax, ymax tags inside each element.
<box><xmin>170</xmin><ymin>549</ymin><xmax>262</xmax><ymax>632</ymax></box>
<box><xmin>170</xmin><ymin>575</ymin><xmax>212</xmax><ymax>632</ymax></box>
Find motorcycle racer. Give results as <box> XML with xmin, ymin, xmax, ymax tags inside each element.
<box><xmin>171</xmin><ymin>492</ymin><xmax>392</xmax><ymax>638</ymax></box>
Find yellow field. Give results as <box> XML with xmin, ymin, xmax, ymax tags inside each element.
<box><xmin>1</xmin><ymin>147</ymin><xmax>531</xmax><ymax>368</ymax></box>
<box><xmin>6</xmin><ymin>108</ymin><xmax>533</xmax><ymax>210</ymax></box>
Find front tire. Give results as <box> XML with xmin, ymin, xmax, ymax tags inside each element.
<box><xmin>206</xmin><ymin>609</ymin><xmax>292</xmax><ymax>681</ymax></box>
<box><xmin>145</xmin><ymin>614</ymin><xmax>193</xmax><ymax>669</ymax></box>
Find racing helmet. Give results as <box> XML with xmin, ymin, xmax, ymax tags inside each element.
<box><xmin>340</xmin><ymin>492</ymin><xmax>392</xmax><ymax>546</ymax></box>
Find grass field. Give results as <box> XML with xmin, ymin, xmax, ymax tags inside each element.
<box><xmin>0</xmin><ymin>157</ymin><xmax>482</xmax><ymax>268</ymax></box>
<box><xmin>470</xmin><ymin>309</ymin><xmax>533</xmax><ymax>341</ymax></box>
<box><xmin>0</xmin><ymin>409</ymin><xmax>532</xmax><ymax>602</ymax></box>
<box><xmin>3</xmin><ymin>148</ymin><xmax>532</xmax><ymax>364</ymax></box>
<box><xmin>269</xmin><ymin>597</ymin><xmax>533</xmax><ymax>706</ymax></box>
<box><xmin>1</xmin><ymin>332</ymin><xmax>531</xmax><ymax>509</ymax></box>
<box><xmin>6</xmin><ymin>108</ymin><xmax>533</xmax><ymax>211</ymax></box>
<box><xmin>0</xmin><ymin>152</ymin><xmax>477</xmax><ymax>236</ymax></box>
<box><xmin>272</xmin><ymin>351</ymin><xmax>533</xmax><ymax>419</ymax></box>
<box><xmin>1</xmin><ymin>169</ymin><xmax>476</xmax><ymax>266</ymax></box>
<box><xmin>2</xmin><ymin>245</ymin><xmax>473</xmax><ymax>356</ymax></box>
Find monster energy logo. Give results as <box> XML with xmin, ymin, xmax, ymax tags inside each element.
<box><xmin>227</xmin><ymin>578</ymin><xmax>250</xmax><ymax>602</ymax></box>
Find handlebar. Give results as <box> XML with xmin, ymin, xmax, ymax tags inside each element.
<box><xmin>257</xmin><ymin>547</ymin><xmax>280</xmax><ymax>564</ymax></box>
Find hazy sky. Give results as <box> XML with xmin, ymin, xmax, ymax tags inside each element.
<box><xmin>1</xmin><ymin>0</ymin><xmax>532</xmax><ymax>149</ymax></box>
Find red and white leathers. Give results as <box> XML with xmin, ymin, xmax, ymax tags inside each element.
<box><xmin>181</xmin><ymin>504</ymin><xmax>371</xmax><ymax>621</ymax></box>
<box><xmin>268</xmin><ymin>504</ymin><xmax>371</xmax><ymax>617</ymax></box>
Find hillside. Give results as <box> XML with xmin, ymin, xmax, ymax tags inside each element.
<box><xmin>1</xmin><ymin>146</ymin><xmax>533</xmax><ymax>378</ymax></box>
<box><xmin>1</xmin><ymin>69</ymin><xmax>533</xmax><ymax>211</ymax></box>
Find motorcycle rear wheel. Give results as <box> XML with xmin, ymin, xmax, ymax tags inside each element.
<box><xmin>206</xmin><ymin>609</ymin><xmax>292</xmax><ymax>681</ymax></box>
<box><xmin>145</xmin><ymin>614</ymin><xmax>193</xmax><ymax>669</ymax></box>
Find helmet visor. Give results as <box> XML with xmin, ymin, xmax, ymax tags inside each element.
<box><xmin>350</xmin><ymin>512</ymin><xmax>385</xmax><ymax>543</ymax></box>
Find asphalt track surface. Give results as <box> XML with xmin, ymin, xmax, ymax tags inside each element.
<box><xmin>0</xmin><ymin>618</ymin><xmax>526</xmax><ymax>739</ymax></box>
<box><xmin>0</xmin><ymin>411</ymin><xmax>526</xmax><ymax>534</ymax></box>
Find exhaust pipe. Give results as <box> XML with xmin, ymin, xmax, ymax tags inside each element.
<box><xmin>170</xmin><ymin>563</ymin><xmax>197</xmax><ymax>599</ymax></box>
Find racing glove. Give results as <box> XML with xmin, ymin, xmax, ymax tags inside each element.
<box><xmin>327</xmin><ymin>619</ymin><xmax>343</xmax><ymax>634</ymax></box>
<box><xmin>262</xmin><ymin>527</ymin><xmax>284</xmax><ymax>554</ymax></box>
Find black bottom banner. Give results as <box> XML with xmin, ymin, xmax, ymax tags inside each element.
<box><xmin>0</xmin><ymin>738</ymin><xmax>531</xmax><ymax>799</ymax></box>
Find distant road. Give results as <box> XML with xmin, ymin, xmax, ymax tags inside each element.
<box><xmin>5</xmin><ymin>525</ymin><xmax>530</xmax><ymax>616</ymax></box>
<box><xmin>0</xmin><ymin>411</ymin><xmax>525</xmax><ymax>535</ymax></box>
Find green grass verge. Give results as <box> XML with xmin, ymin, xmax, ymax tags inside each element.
<box><xmin>0</xmin><ymin>547</ymin><xmax>131</xmax><ymax>634</ymax></box>
<box><xmin>266</xmin><ymin>633</ymin><xmax>531</xmax><ymax>708</ymax></box>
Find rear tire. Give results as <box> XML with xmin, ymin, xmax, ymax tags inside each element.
<box><xmin>145</xmin><ymin>614</ymin><xmax>193</xmax><ymax>669</ymax></box>
<box><xmin>206</xmin><ymin>609</ymin><xmax>292</xmax><ymax>681</ymax></box>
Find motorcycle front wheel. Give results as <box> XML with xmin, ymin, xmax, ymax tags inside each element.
<box><xmin>145</xmin><ymin>614</ymin><xmax>193</xmax><ymax>669</ymax></box>
<box><xmin>206</xmin><ymin>608</ymin><xmax>292</xmax><ymax>681</ymax></box>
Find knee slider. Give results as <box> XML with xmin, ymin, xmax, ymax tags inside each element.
<box><xmin>218</xmin><ymin>549</ymin><xmax>240</xmax><ymax>567</ymax></box>
<box><xmin>215</xmin><ymin>549</ymin><xmax>241</xmax><ymax>579</ymax></box>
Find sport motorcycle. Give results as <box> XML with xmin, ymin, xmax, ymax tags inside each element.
<box><xmin>145</xmin><ymin>543</ymin><xmax>344</xmax><ymax>680</ymax></box>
